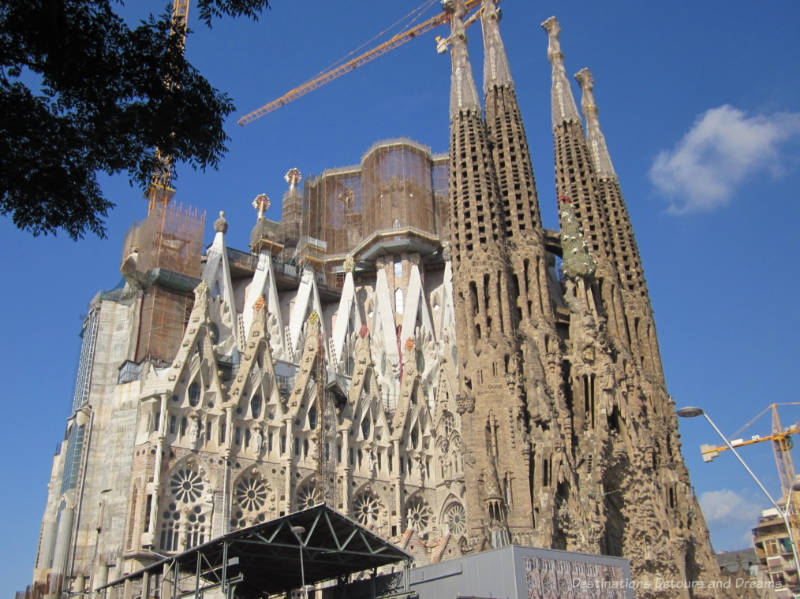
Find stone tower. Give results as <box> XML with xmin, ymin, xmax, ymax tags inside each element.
<box><xmin>480</xmin><ymin>0</ymin><xmax>572</xmax><ymax>549</ymax></box>
<box><xmin>538</xmin><ymin>16</ymin><xmax>722</xmax><ymax>596</ymax></box>
<box><xmin>574</xmin><ymin>67</ymin><xmax>664</xmax><ymax>382</ymax></box>
<box><xmin>443</xmin><ymin>0</ymin><xmax>534</xmax><ymax>549</ymax></box>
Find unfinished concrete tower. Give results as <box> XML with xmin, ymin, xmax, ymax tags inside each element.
<box><xmin>444</xmin><ymin>0</ymin><xmax>534</xmax><ymax>549</ymax></box>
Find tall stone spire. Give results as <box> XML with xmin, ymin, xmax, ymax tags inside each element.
<box><xmin>445</xmin><ymin>0</ymin><xmax>534</xmax><ymax>549</ymax></box>
<box><xmin>542</xmin><ymin>17</ymin><xmax>580</xmax><ymax>127</ymax></box>
<box><xmin>542</xmin><ymin>16</ymin><xmax>608</xmax><ymax>262</ymax></box>
<box><xmin>574</xmin><ymin>69</ymin><xmax>615</xmax><ymax>179</ymax></box>
<box><xmin>482</xmin><ymin>7</ymin><xmax>562</xmax><ymax>549</ymax></box>
<box><xmin>541</xmin><ymin>16</ymin><xmax>631</xmax><ymax>362</ymax></box>
<box><xmin>447</xmin><ymin>0</ymin><xmax>480</xmax><ymax>119</ymax></box>
<box><xmin>482</xmin><ymin>0</ymin><xmax>552</xmax><ymax>330</ymax></box>
<box><xmin>481</xmin><ymin>0</ymin><xmax>512</xmax><ymax>91</ymax></box>
<box><xmin>576</xmin><ymin>67</ymin><xmax>663</xmax><ymax>379</ymax></box>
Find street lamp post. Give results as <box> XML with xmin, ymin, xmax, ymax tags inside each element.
<box><xmin>291</xmin><ymin>525</ymin><xmax>308</xmax><ymax>599</ymax></box>
<box><xmin>677</xmin><ymin>406</ymin><xmax>800</xmax><ymax>578</ymax></box>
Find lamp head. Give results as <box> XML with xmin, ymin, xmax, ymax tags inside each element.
<box><xmin>677</xmin><ymin>407</ymin><xmax>704</xmax><ymax>418</ymax></box>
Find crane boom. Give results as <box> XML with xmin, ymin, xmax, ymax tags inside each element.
<box><xmin>237</xmin><ymin>0</ymin><xmax>481</xmax><ymax>126</ymax></box>
<box><xmin>146</xmin><ymin>0</ymin><xmax>191</xmax><ymax>213</ymax></box>
<box><xmin>699</xmin><ymin>403</ymin><xmax>800</xmax><ymax>556</ymax></box>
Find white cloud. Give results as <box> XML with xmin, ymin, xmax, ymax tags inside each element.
<box><xmin>699</xmin><ymin>489</ymin><xmax>763</xmax><ymax>525</ymax></box>
<box><xmin>649</xmin><ymin>105</ymin><xmax>800</xmax><ymax>214</ymax></box>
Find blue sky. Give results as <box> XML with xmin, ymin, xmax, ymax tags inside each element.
<box><xmin>2</xmin><ymin>0</ymin><xmax>799</xmax><ymax>595</ymax></box>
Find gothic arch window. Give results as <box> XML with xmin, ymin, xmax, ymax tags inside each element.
<box><xmin>231</xmin><ymin>473</ymin><xmax>273</xmax><ymax>529</ymax></box>
<box><xmin>170</xmin><ymin>466</ymin><xmax>204</xmax><ymax>502</ymax></box>
<box><xmin>160</xmin><ymin>502</ymin><xmax>181</xmax><ymax>552</ymax></box>
<box><xmin>441</xmin><ymin>433</ymin><xmax>464</xmax><ymax>477</ymax></box>
<box><xmin>188</xmin><ymin>381</ymin><xmax>201</xmax><ymax>407</ymax></box>
<box><xmin>440</xmin><ymin>412</ymin><xmax>455</xmax><ymax>438</ymax></box>
<box><xmin>161</xmin><ymin>462</ymin><xmax>208</xmax><ymax>552</ymax></box>
<box><xmin>185</xmin><ymin>505</ymin><xmax>207</xmax><ymax>547</ymax></box>
<box><xmin>296</xmin><ymin>480</ymin><xmax>323</xmax><ymax>510</ymax></box>
<box><xmin>405</xmin><ymin>496</ymin><xmax>433</xmax><ymax>535</ymax></box>
<box><xmin>361</xmin><ymin>413</ymin><xmax>371</xmax><ymax>439</ymax></box>
<box><xmin>250</xmin><ymin>393</ymin><xmax>262</xmax><ymax>419</ymax></box>
<box><xmin>353</xmin><ymin>489</ymin><xmax>384</xmax><ymax>530</ymax></box>
<box><xmin>443</xmin><ymin>502</ymin><xmax>466</xmax><ymax>536</ymax></box>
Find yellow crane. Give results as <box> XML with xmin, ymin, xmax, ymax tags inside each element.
<box><xmin>236</xmin><ymin>0</ymin><xmax>484</xmax><ymax>126</ymax></box>
<box><xmin>700</xmin><ymin>403</ymin><xmax>800</xmax><ymax>547</ymax></box>
<box><xmin>146</xmin><ymin>0</ymin><xmax>191</xmax><ymax>213</ymax></box>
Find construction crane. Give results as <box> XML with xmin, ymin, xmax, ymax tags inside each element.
<box><xmin>237</xmin><ymin>0</ymin><xmax>483</xmax><ymax>126</ymax></box>
<box><xmin>700</xmin><ymin>403</ymin><xmax>800</xmax><ymax>549</ymax></box>
<box><xmin>146</xmin><ymin>0</ymin><xmax>191</xmax><ymax>213</ymax></box>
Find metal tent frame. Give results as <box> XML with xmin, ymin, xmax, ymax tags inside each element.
<box><xmin>99</xmin><ymin>505</ymin><xmax>412</xmax><ymax>599</ymax></box>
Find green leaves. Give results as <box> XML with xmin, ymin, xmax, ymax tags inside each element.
<box><xmin>0</xmin><ymin>0</ymin><xmax>269</xmax><ymax>239</ymax></box>
<box><xmin>195</xmin><ymin>0</ymin><xmax>271</xmax><ymax>27</ymax></box>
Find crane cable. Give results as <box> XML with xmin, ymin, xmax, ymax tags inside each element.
<box><xmin>302</xmin><ymin>0</ymin><xmax>439</xmax><ymax>87</ymax></box>
<box><xmin>730</xmin><ymin>402</ymin><xmax>800</xmax><ymax>439</ymax></box>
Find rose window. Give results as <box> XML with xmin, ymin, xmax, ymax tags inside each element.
<box><xmin>405</xmin><ymin>497</ymin><xmax>432</xmax><ymax>533</ymax></box>
<box><xmin>353</xmin><ymin>491</ymin><xmax>383</xmax><ymax>527</ymax></box>
<box><xmin>296</xmin><ymin>483</ymin><xmax>323</xmax><ymax>510</ymax></box>
<box><xmin>170</xmin><ymin>467</ymin><xmax>204</xmax><ymax>503</ymax></box>
<box><xmin>444</xmin><ymin>503</ymin><xmax>466</xmax><ymax>536</ymax></box>
<box><xmin>234</xmin><ymin>476</ymin><xmax>268</xmax><ymax>512</ymax></box>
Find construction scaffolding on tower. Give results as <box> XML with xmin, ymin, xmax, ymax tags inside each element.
<box><xmin>121</xmin><ymin>202</ymin><xmax>206</xmax><ymax>364</ymax></box>
<box><xmin>296</xmin><ymin>140</ymin><xmax>450</xmax><ymax>288</ymax></box>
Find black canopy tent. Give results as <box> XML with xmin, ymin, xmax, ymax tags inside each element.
<box><xmin>100</xmin><ymin>505</ymin><xmax>412</xmax><ymax>599</ymax></box>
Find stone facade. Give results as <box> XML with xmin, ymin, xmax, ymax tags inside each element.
<box><xmin>30</xmin><ymin>3</ymin><xmax>723</xmax><ymax>599</ymax></box>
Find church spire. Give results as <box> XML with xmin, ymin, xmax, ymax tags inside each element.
<box><xmin>481</xmin><ymin>0</ymin><xmax>512</xmax><ymax>92</ymax></box>
<box><xmin>542</xmin><ymin>17</ymin><xmax>629</xmax><ymax>346</ymax></box>
<box><xmin>542</xmin><ymin>17</ymin><xmax>580</xmax><ymax>127</ymax></box>
<box><xmin>575</xmin><ymin>68</ymin><xmax>616</xmax><ymax>178</ymax></box>
<box><xmin>447</xmin><ymin>0</ymin><xmax>480</xmax><ymax>118</ymax></box>
<box><xmin>445</xmin><ymin>0</ymin><xmax>535</xmax><ymax>547</ymax></box>
<box><xmin>576</xmin><ymin>67</ymin><xmax>663</xmax><ymax>379</ymax></box>
<box><xmin>483</xmin><ymin>0</ymin><xmax>552</xmax><ymax>326</ymax></box>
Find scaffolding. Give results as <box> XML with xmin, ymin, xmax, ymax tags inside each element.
<box><xmin>122</xmin><ymin>202</ymin><xmax>206</xmax><ymax>364</ymax></box>
<box><xmin>122</xmin><ymin>202</ymin><xmax>205</xmax><ymax>277</ymax></box>
<box><xmin>299</xmin><ymin>139</ymin><xmax>447</xmax><ymax>276</ymax></box>
<box><xmin>432</xmin><ymin>154</ymin><xmax>449</xmax><ymax>238</ymax></box>
<box><xmin>304</xmin><ymin>167</ymin><xmax>363</xmax><ymax>257</ymax></box>
<box><xmin>136</xmin><ymin>287</ymin><xmax>195</xmax><ymax>364</ymax></box>
<box><xmin>361</xmin><ymin>140</ymin><xmax>437</xmax><ymax>236</ymax></box>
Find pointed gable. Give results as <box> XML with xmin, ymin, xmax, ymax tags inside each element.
<box><xmin>287</xmin><ymin>268</ymin><xmax>328</xmax><ymax>361</ymax></box>
<box><xmin>243</xmin><ymin>251</ymin><xmax>286</xmax><ymax>359</ymax></box>
<box><xmin>202</xmin><ymin>211</ymin><xmax>240</xmax><ymax>352</ymax></box>
<box><xmin>228</xmin><ymin>298</ymin><xmax>281</xmax><ymax>426</ymax></box>
<box><xmin>331</xmin><ymin>270</ymin><xmax>362</xmax><ymax>366</ymax></box>
<box><xmin>399</xmin><ymin>263</ymin><xmax>434</xmax><ymax>345</ymax></box>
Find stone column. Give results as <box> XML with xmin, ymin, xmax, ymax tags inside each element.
<box><xmin>37</xmin><ymin>518</ymin><xmax>58</xmax><ymax>570</ymax></box>
<box><xmin>51</xmin><ymin>503</ymin><xmax>75</xmax><ymax>577</ymax></box>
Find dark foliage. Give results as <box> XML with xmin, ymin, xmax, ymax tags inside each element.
<box><xmin>0</xmin><ymin>0</ymin><xmax>270</xmax><ymax>239</ymax></box>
